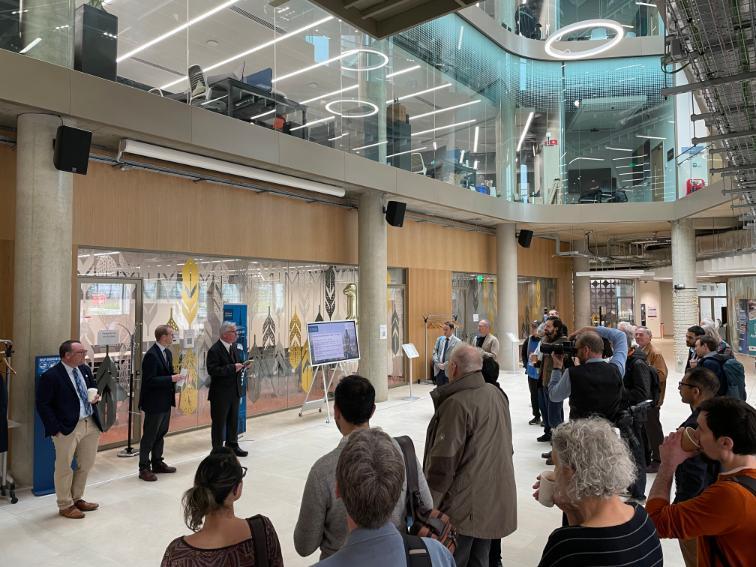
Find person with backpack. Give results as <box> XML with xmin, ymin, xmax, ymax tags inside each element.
<box><xmin>161</xmin><ymin>447</ymin><xmax>284</xmax><ymax>567</ymax></box>
<box><xmin>634</xmin><ymin>327</ymin><xmax>668</xmax><ymax>473</ymax></box>
<box><xmin>695</xmin><ymin>336</ymin><xmax>747</xmax><ymax>399</ymax></box>
<box><xmin>647</xmin><ymin>397</ymin><xmax>756</xmax><ymax>567</ymax></box>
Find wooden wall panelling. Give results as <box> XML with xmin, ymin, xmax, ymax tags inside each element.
<box><xmin>407</xmin><ymin>268</ymin><xmax>453</xmax><ymax>381</ymax></box>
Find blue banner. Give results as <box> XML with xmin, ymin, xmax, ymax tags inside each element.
<box><xmin>33</xmin><ymin>355</ymin><xmax>61</xmax><ymax>496</ymax></box>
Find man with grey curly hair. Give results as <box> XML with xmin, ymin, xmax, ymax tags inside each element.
<box><xmin>536</xmin><ymin>417</ymin><xmax>662</xmax><ymax>566</ymax></box>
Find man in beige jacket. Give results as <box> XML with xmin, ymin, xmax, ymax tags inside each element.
<box><xmin>471</xmin><ymin>319</ymin><xmax>499</xmax><ymax>361</ymax></box>
<box><xmin>635</xmin><ymin>326</ymin><xmax>668</xmax><ymax>472</ymax></box>
<box><xmin>423</xmin><ymin>345</ymin><xmax>516</xmax><ymax>567</ymax></box>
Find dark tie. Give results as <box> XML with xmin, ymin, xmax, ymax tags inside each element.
<box><xmin>162</xmin><ymin>348</ymin><xmax>169</xmax><ymax>368</ymax></box>
<box><xmin>229</xmin><ymin>345</ymin><xmax>236</xmax><ymax>363</ymax></box>
<box><xmin>72</xmin><ymin>368</ymin><xmax>93</xmax><ymax>417</ymax></box>
<box><xmin>442</xmin><ymin>337</ymin><xmax>450</xmax><ymax>362</ymax></box>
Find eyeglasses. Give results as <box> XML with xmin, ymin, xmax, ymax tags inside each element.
<box><xmin>73</xmin><ymin>350</ymin><xmax>88</xmax><ymax>355</ymax></box>
<box><xmin>678</xmin><ymin>381</ymin><xmax>697</xmax><ymax>389</ymax></box>
<box><xmin>240</xmin><ymin>466</ymin><xmax>248</xmax><ymax>479</ymax></box>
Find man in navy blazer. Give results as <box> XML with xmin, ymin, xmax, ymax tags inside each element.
<box><xmin>138</xmin><ymin>325</ymin><xmax>181</xmax><ymax>481</ymax></box>
<box><xmin>36</xmin><ymin>340</ymin><xmax>103</xmax><ymax>519</ymax></box>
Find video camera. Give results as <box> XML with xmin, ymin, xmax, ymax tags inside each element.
<box><xmin>540</xmin><ymin>341</ymin><xmax>577</xmax><ymax>356</ymax></box>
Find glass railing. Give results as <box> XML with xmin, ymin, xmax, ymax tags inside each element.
<box><xmin>2</xmin><ymin>0</ymin><xmax>676</xmax><ymax>202</ymax></box>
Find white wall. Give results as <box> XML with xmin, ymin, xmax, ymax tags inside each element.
<box><xmin>659</xmin><ymin>281</ymin><xmax>674</xmax><ymax>337</ymax></box>
<box><xmin>636</xmin><ymin>280</ymin><xmax>663</xmax><ymax>338</ymax></box>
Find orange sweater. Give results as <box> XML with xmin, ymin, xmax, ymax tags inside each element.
<box><xmin>646</xmin><ymin>468</ymin><xmax>756</xmax><ymax>566</ymax></box>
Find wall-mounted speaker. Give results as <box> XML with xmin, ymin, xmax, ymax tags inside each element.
<box><xmin>385</xmin><ymin>200</ymin><xmax>406</xmax><ymax>227</ymax></box>
<box><xmin>53</xmin><ymin>126</ymin><xmax>92</xmax><ymax>175</ymax></box>
<box><xmin>517</xmin><ymin>229</ymin><xmax>534</xmax><ymax>248</ymax></box>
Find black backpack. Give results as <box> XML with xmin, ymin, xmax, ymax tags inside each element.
<box><xmin>647</xmin><ymin>364</ymin><xmax>661</xmax><ymax>407</ymax></box>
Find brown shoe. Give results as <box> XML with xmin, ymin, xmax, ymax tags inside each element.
<box><xmin>74</xmin><ymin>499</ymin><xmax>99</xmax><ymax>512</ymax></box>
<box><xmin>139</xmin><ymin>469</ymin><xmax>158</xmax><ymax>482</ymax></box>
<box><xmin>59</xmin><ymin>505</ymin><xmax>85</xmax><ymax>519</ymax></box>
<box><xmin>152</xmin><ymin>462</ymin><xmax>177</xmax><ymax>474</ymax></box>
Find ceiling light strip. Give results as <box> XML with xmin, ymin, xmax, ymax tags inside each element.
<box><xmin>301</xmin><ymin>84</ymin><xmax>359</xmax><ymax>105</ymax></box>
<box><xmin>386</xmin><ymin>65</ymin><xmax>420</xmax><ymax>78</ymax></box>
<box><xmin>516</xmin><ymin>111</ymin><xmax>535</xmax><ymax>152</ymax></box>
<box><xmin>386</xmin><ymin>146</ymin><xmax>427</xmax><ymax>159</ymax></box>
<box><xmin>473</xmin><ymin>126</ymin><xmax>480</xmax><ymax>153</ymax></box>
<box><xmin>605</xmin><ymin>146</ymin><xmax>633</xmax><ymax>151</ymax></box>
<box><xmin>410</xmin><ymin>99</ymin><xmax>481</xmax><ymax>121</ymax></box>
<box><xmin>411</xmin><ymin>119</ymin><xmax>476</xmax><ymax>137</ymax></box>
<box><xmin>273</xmin><ymin>48</ymin><xmax>387</xmax><ymax>84</ymax></box>
<box><xmin>290</xmin><ymin>115</ymin><xmax>334</xmax><ymax>131</ymax></box>
<box><xmin>387</xmin><ymin>83</ymin><xmax>451</xmax><ymax>104</ymax></box>
<box><xmin>249</xmin><ymin>109</ymin><xmax>276</xmax><ymax>121</ymax></box>
<box><xmin>19</xmin><ymin>37</ymin><xmax>41</xmax><ymax>54</ymax></box>
<box><xmin>353</xmin><ymin>140</ymin><xmax>387</xmax><ymax>151</ymax></box>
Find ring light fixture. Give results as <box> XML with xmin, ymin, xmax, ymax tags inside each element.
<box><xmin>544</xmin><ymin>19</ymin><xmax>625</xmax><ymax>60</ymax></box>
<box><xmin>325</xmin><ymin>99</ymin><xmax>379</xmax><ymax>118</ymax></box>
<box><xmin>340</xmin><ymin>48</ymin><xmax>389</xmax><ymax>72</ymax></box>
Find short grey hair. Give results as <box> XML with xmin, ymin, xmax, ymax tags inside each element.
<box><xmin>552</xmin><ymin>417</ymin><xmax>636</xmax><ymax>502</ymax></box>
<box><xmin>219</xmin><ymin>321</ymin><xmax>237</xmax><ymax>335</ymax></box>
<box><xmin>636</xmin><ymin>326</ymin><xmax>652</xmax><ymax>339</ymax></box>
<box><xmin>451</xmin><ymin>344</ymin><xmax>483</xmax><ymax>375</ymax></box>
<box><xmin>336</xmin><ymin>429</ymin><xmax>404</xmax><ymax>529</ymax></box>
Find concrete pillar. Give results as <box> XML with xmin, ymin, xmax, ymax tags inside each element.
<box><xmin>20</xmin><ymin>0</ymin><xmax>73</xmax><ymax>68</ymax></box>
<box><xmin>357</xmin><ymin>192</ymin><xmax>388</xmax><ymax>402</ymax></box>
<box><xmin>573</xmin><ymin>240</ymin><xmax>592</xmax><ymax>329</ymax></box>
<box><xmin>496</xmin><ymin>223</ymin><xmax>519</xmax><ymax>370</ymax></box>
<box><xmin>12</xmin><ymin>114</ymin><xmax>74</xmax><ymax>486</ymax></box>
<box><xmin>671</xmin><ymin>219</ymin><xmax>698</xmax><ymax>372</ymax></box>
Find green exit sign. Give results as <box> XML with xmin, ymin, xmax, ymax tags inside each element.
<box><xmin>476</xmin><ymin>275</ymin><xmax>484</xmax><ymax>283</ymax></box>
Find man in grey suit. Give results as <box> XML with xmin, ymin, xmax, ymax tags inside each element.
<box><xmin>432</xmin><ymin>321</ymin><xmax>461</xmax><ymax>386</ymax></box>
<box><xmin>471</xmin><ymin>319</ymin><xmax>500</xmax><ymax>362</ymax></box>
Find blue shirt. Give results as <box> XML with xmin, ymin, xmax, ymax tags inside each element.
<box><xmin>313</xmin><ymin>522</ymin><xmax>455</xmax><ymax>567</ymax></box>
<box><xmin>62</xmin><ymin>362</ymin><xmax>93</xmax><ymax>420</ymax></box>
<box><xmin>548</xmin><ymin>326</ymin><xmax>628</xmax><ymax>403</ymax></box>
<box><xmin>526</xmin><ymin>336</ymin><xmax>540</xmax><ymax>379</ymax></box>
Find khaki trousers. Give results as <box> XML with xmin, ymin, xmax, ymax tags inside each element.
<box><xmin>679</xmin><ymin>537</ymin><xmax>698</xmax><ymax>567</ymax></box>
<box><xmin>52</xmin><ymin>416</ymin><xmax>100</xmax><ymax>509</ymax></box>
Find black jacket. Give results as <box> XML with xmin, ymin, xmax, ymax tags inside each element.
<box><xmin>674</xmin><ymin>409</ymin><xmax>721</xmax><ymax>503</ymax></box>
<box><xmin>568</xmin><ymin>362</ymin><xmax>623</xmax><ymax>422</ymax></box>
<box><xmin>36</xmin><ymin>362</ymin><xmax>104</xmax><ymax>437</ymax></box>
<box><xmin>139</xmin><ymin>344</ymin><xmax>176</xmax><ymax>414</ymax></box>
<box><xmin>206</xmin><ymin>340</ymin><xmax>243</xmax><ymax>401</ymax></box>
<box><xmin>622</xmin><ymin>350</ymin><xmax>652</xmax><ymax>408</ymax></box>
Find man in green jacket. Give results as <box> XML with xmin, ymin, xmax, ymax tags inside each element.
<box><xmin>423</xmin><ymin>345</ymin><xmax>517</xmax><ymax>567</ymax></box>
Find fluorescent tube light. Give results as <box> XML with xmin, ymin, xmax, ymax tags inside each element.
<box><xmin>473</xmin><ymin>160</ymin><xmax>479</xmax><ymax>169</ymax></box>
<box><xmin>457</xmin><ymin>26</ymin><xmax>465</xmax><ymax>50</ymax></box>
<box><xmin>613</xmin><ymin>155</ymin><xmax>647</xmax><ymax>160</ymax></box>
<box><xmin>569</xmin><ymin>157</ymin><xmax>605</xmax><ymax>164</ymax></box>
<box><xmin>636</xmin><ymin>134</ymin><xmax>666</xmax><ymax>140</ymax></box>
<box><xmin>459</xmin><ymin>150</ymin><xmax>466</xmax><ymax>164</ymax></box>
<box><xmin>605</xmin><ymin>146</ymin><xmax>633</xmax><ymax>151</ymax></box>
<box><xmin>409</xmin><ymin>100</ymin><xmax>481</xmax><ymax>121</ymax></box>
<box><xmin>516</xmin><ymin>111</ymin><xmax>534</xmax><ymax>152</ymax></box>
<box><xmin>386</xmin><ymin>147</ymin><xmax>427</xmax><ymax>159</ymax></box>
<box><xmin>118</xmin><ymin>139</ymin><xmax>345</xmax><ymax>197</ymax></box>
<box><xmin>249</xmin><ymin>109</ymin><xmax>276</xmax><ymax>121</ymax></box>
<box><xmin>353</xmin><ymin>140</ymin><xmax>387</xmax><ymax>151</ymax></box>
<box><xmin>160</xmin><ymin>16</ymin><xmax>333</xmax><ymax>90</ymax></box>
<box><xmin>411</xmin><ymin>119</ymin><xmax>476</xmax><ymax>137</ymax></box>
<box><xmin>274</xmin><ymin>48</ymin><xmax>387</xmax><ymax>84</ymax></box>
<box><xmin>290</xmin><ymin>116</ymin><xmax>334</xmax><ymax>131</ymax></box>
<box><xmin>577</xmin><ymin>270</ymin><xmax>655</xmax><ymax>278</ymax></box>
<box><xmin>387</xmin><ymin>83</ymin><xmax>451</xmax><ymax>104</ymax></box>
<box><xmin>328</xmin><ymin>133</ymin><xmax>349</xmax><ymax>141</ymax></box>
<box><xmin>301</xmin><ymin>84</ymin><xmax>359</xmax><ymax>105</ymax></box>
<box><xmin>386</xmin><ymin>65</ymin><xmax>420</xmax><ymax>78</ymax></box>
<box><xmin>473</xmin><ymin>126</ymin><xmax>480</xmax><ymax>153</ymax></box>
<box><xmin>19</xmin><ymin>37</ymin><xmax>41</xmax><ymax>54</ymax></box>
<box><xmin>635</xmin><ymin>2</ymin><xmax>657</xmax><ymax>7</ymax></box>
<box><xmin>117</xmin><ymin>0</ymin><xmax>239</xmax><ymax>63</ymax></box>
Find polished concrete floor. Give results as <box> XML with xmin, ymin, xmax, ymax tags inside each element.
<box><xmin>1</xmin><ymin>339</ymin><xmax>754</xmax><ymax>566</ymax></box>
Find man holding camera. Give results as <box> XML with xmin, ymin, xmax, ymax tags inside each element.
<box><xmin>531</xmin><ymin>317</ymin><xmax>571</xmax><ymax>444</ymax></box>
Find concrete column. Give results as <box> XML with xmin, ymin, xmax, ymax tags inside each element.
<box><xmin>671</xmin><ymin>219</ymin><xmax>698</xmax><ymax>372</ymax></box>
<box><xmin>12</xmin><ymin>114</ymin><xmax>74</xmax><ymax>486</ymax></box>
<box><xmin>357</xmin><ymin>192</ymin><xmax>388</xmax><ymax>402</ymax></box>
<box><xmin>496</xmin><ymin>223</ymin><xmax>519</xmax><ymax>370</ymax></box>
<box><xmin>573</xmin><ymin>240</ymin><xmax>592</xmax><ymax>329</ymax></box>
<box><xmin>20</xmin><ymin>0</ymin><xmax>73</xmax><ymax>68</ymax></box>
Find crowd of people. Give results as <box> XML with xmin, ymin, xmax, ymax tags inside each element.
<box><xmin>33</xmin><ymin>312</ymin><xmax>755</xmax><ymax>566</ymax></box>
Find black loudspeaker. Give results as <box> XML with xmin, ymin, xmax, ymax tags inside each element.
<box><xmin>53</xmin><ymin>126</ymin><xmax>92</xmax><ymax>175</ymax></box>
<box><xmin>518</xmin><ymin>229</ymin><xmax>534</xmax><ymax>248</ymax></box>
<box><xmin>385</xmin><ymin>201</ymin><xmax>406</xmax><ymax>227</ymax></box>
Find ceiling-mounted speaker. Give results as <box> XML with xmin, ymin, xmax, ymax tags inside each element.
<box><xmin>518</xmin><ymin>229</ymin><xmax>534</xmax><ymax>248</ymax></box>
<box><xmin>53</xmin><ymin>126</ymin><xmax>92</xmax><ymax>175</ymax></box>
<box><xmin>385</xmin><ymin>201</ymin><xmax>406</xmax><ymax>227</ymax></box>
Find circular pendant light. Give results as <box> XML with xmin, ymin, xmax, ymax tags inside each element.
<box><xmin>544</xmin><ymin>19</ymin><xmax>625</xmax><ymax>60</ymax></box>
<box><xmin>325</xmin><ymin>99</ymin><xmax>379</xmax><ymax>118</ymax></box>
<box><xmin>340</xmin><ymin>48</ymin><xmax>389</xmax><ymax>72</ymax></box>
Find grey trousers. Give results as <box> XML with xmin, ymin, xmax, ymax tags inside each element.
<box><xmin>454</xmin><ymin>535</ymin><xmax>491</xmax><ymax>567</ymax></box>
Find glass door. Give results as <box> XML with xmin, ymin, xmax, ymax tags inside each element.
<box><xmin>78</xmin><ymin>278</ymin><xmax>143</xmax><ymax>449</ymax></box>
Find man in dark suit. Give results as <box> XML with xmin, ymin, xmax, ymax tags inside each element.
<box><xmin>36</xmin><ymin>340</ymin><xmax>103</xmax><ymax>519</ymax></box>
<box><xmin>206</xmin><ymin>322</ymin><xmax>247</xmax><ymax>456</ymax></box>
<box><xmin>138</xmin><ymin>324</ymin><xmax>181</xmax><ymax>481</ymax></box>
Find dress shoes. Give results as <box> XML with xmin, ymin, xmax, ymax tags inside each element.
<box><xmin>537</xmin><ymin>433</ymin><xmax>552</xmax><ymax>443</ymax></box>
<box><xmin>545</xmin><ymin>457</ymin><xmax>554</xmax><ymax>466</ymax></box>
<box><xmin>226</xmin><ymin>445</ymin><xmax>248</xmax><ymax>457</ymax></box>
<box><xmin>59</xmin><ymin>505</ymin><xmax>85</xmax><ymax>519</ymax></box>
<box><xmin>74</xmin><ymin>499</ymin><xmax>99</xmax><ymax>512</ymax></box>
<box><xmin>646</xmin><ymin>461</ymin><xmax>661</xmax><ymax>474</ymax></box>
<box><xmin>541</xmin><ymin>451</ymin><xmax>551</xmax><ymax>459</ymax></box>
<box><xmin>152</xmin><ymin>462</ymin><xmax>177</xmax><ymax>474</ymax></box>
<box><xmin>139</xmin><ymin>469</ymin><xmax>158</xmax><ymax>482</ymax></box>
<box><xmin>528</xmin><ymin>417</ymin><xmax>542</xmax><ymax>426</ymax></box>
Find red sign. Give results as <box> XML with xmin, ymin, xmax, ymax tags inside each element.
<box><xmin>545</xmin><ymin>139</ymin><xmax>558</xmax><ymax>146</ymax></box>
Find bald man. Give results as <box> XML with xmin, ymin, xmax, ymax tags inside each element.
<box><xmin>471</xmin><ymin>319</ymin><xmax>499</xmax><ymax>362</ymax></box>
<box><xmin>423</xmin><ymin>345</ymin><xmax>516</xmax><ymax>567</ymax></box>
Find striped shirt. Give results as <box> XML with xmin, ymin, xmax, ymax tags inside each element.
<box><xmin>538</xmin><ymin>504</ymin><xmax>663</xmax><ymax>567</ymax></box>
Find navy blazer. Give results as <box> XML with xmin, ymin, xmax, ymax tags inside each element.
<box><xmin>36</xmin><ymin>362</ymin><xmax>103</xmax><ymax>437</ymax></box>
<box><xmin>139</xmin><ymin>343</ymin><xmax>176</xmax><ymax>414</ymax></box>
<box><xmin>206</xmin><ymin>340</ymin><xmax>242</xmax><ymax>401</ymax></box>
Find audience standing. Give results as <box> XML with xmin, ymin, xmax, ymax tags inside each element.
<box><xmin>635</xmin><ymin>326</ymin><xmax>668</xmax><ymax>473</ymax></box>
<box><xmin>424</xmin><ymin>345</ymin><xmax>517</xmax><ymax>567</ymax></box>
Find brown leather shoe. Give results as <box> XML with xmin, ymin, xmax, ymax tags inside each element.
<box><xmin>139</xmin><ymin>469</ymin><xmax>158</xmax><ymax>482</ymax></box>
<box><xmin>59</xmin><ymin>505</ymin><xmax>85</xmax><ymax>519</ymax></box>
<box><xmin>152</xmin><ymin>462</ymin><xmax>177</xmax><ymax>474</ymax></box>
<box><xmin>74</xmin><ymin>499</ymin><xmax>99</xmax><ymax>512</ymax></box>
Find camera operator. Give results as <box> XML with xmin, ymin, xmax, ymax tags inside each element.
<box><xmin>531</xmin><ymin>317</ymin><xmax>571</xmax><ymax>444</ymax></box>
<box><xmin>547</xmin><ymin>326</ymin><xmax>627</xmax><ymax>424</ymax></box>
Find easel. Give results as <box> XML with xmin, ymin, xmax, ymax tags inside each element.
<box><xmin>298</xmin><ymin>361</ymin><xmax>350</xmax><ymax>423</ymax></box>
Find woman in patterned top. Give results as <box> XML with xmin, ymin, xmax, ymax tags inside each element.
<box><xmin>162</xmin><ymin>447</ymin><xmax>283</xmax><ymax>567</ymax></box>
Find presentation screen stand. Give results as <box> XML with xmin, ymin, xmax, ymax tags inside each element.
<box><xmin>299</xmin><ymin>362</ymin><xmax>349</xmax><ymax>423</ymax></box>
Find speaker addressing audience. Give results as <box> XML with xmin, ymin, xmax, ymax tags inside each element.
<box><xmin>535</xmin><ymin>417</ymin><xmax>663</xmax><ymax>566</ymax></box>
<box><xmin>294</xmin><ymin>374</ymin><xmax>433</xmax><ymax>559</ymax></box>
<box><xmin>313</xmin><ymin>428</ymin><xmax>454</xmax><ymax>566</ymax></box>
<box><xmin>432</xmin><ymin>321</ymin><xmax>461</xmax><ymax>387</ymax></box>
<box><xmin>646</xmin><ymin>397</ymin><xmax>756</xmax><ymax>566</ymax></box>
<box><xmin>161</xmin><ymin>447</ymin><xmax>283</xmax><ymax>566</ymax></box>
<box><xmin>424</xmin><ymin>344</ymin><xmax>516</xmax><ymax>567</ymax></box>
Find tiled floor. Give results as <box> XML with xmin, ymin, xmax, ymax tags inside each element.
<box><xmin>1</xmin><ymin>339</ymin><xmax>754</xmax><ymax>566</ymax></box>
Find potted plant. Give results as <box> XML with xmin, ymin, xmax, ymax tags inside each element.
<box><xmin>74</xmin><ymin>0</ymin><xmax>118</xmax><ymax>80</ymax></box>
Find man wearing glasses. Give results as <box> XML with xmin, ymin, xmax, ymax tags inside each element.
<box><xmin>206</xmin><ymin>322</ymin><xmax>247</xmax><ymax>456</ymax></box>
<box><xmin>36</xmin><ymin>340</ymin><xmax>103</xmax><ymax>519</ymax></box>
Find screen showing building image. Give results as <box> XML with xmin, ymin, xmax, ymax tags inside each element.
<box><xmin>307</xmin><ymin>320</ymin><xmax>360</xmax><ymax>366</ymax></box>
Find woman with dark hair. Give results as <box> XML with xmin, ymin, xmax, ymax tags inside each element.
<box><xmin>161</xmin><ymin>447</ymin><xmax>283</xmax><ymax>566</ymax></box>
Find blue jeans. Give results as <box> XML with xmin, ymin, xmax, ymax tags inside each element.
<box><xmin>435</xmin><ymin>370</ymin><xmax>448</xmax><ymax>386</ymax></box>
<box><xmin>538</xmin><ymin>386</ymin><xmax>564</xmax><ymax>434</ymax></box>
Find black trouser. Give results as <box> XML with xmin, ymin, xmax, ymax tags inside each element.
<box><xmin>644</xmin><ymin>405</ymin><xmax>664</xmax><ymax>463</ymax></box>
<box><xmin>139</xmin><ymin>411</ymin><xmax>170</xmax><ymax>471</ymax></box>
<box><xmin>436</xmin><ymin>370</ymin><xmax>449</xmax><ymax>386</ymax></box>
<box><xmin>454</xmin><ymin>535</ymin><xmax>490</xmax><ymax>567</ymax></box>
<box><xmin>527</xmin><ymin>378</ymin><xmax>540</xmax><ymax>419</ymax></box>
<box><xmin>488</xmin><ymin>537</ymin><xmax>502</xmax><ymax>566</ymax></box>
<box><xmin>210</xmin><ymin>392</ymin><xmax>240</xmax><ymax>449</ymax></box>
<box><xmin>625</xmin><ymin>419</ymin><xmax>647</xmax><ymax>499</ymax></box>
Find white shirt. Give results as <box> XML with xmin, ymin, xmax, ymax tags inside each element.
<box><xmin>221</xmin><ymin>339</ymin><xmax>233</xmax><ymax>353</ymax></box>
<box><xmin>62</xmin><ymin>362</ymin><xmax>91</xmax><ymax>420</ymax></box>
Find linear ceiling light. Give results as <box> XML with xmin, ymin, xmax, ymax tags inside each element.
<box><xmin>516</xmin><ymin>111</ymin><xmax>535</xmax><ymax>152</ymax></box>
<box><xmin>117</xmin><ymin>0</ymin><xmax>239</xmax><ymax>63</ymax></box>
<box><xmin>328</xmin><ymin>132</ymin><xmax>349</xmax><ymax>141</ymax></box>
<box><xmin>409</xmin><ymin>100</ymin><xmax>481</xmax><ymax>121</ymax></box>
<box><xmin>613</xmin><ymin>154</ymin><xmax>647</xmax><ymax>160</ymax></box>
<box><xmin>273</xmin><ymin>48</ymin><xmax>387</xmax><ymax>84</ymax></box>
<box><xmin>386</xmin><ymin>64</ymin><xmax>420</xmax><ymax>78</ymax></box>
<box><xmin>301</xmin><ymin>84</ymin><xmax>358</xmax><ymax>105</ymax></box>
<box><xmin>387</xmin><ymin>83</ymin><xmax>451</xmax><ymax>104</ymax></box>
<box><xmin>386</xmin><ymin>146</ymin><xmax>427</xmax><ymax>159</ymax></box>
<box><xmin>160</xmin><ymin>15</ymin><xmax>333</xmax><ymax>90</ymax></box>
<box><xmin>473</xmin><ymin>126</ymin><xmax>480</xmax><ymax>153</ymax></box>
<box><xmin>568</xmin><ymin>156</ymin><xmax>605</xmax><ymax>164</ymax></box>
<box><xmin>577</xmin><ymin>270</ymin><xmax>655</xmax><ymax>278</ymax></box>
<box><xmin>459</xmin><ymin>150</ymin><xmax>466</xmax><ymax>164</ymax></box>
<box><xmin>118</xmin><ymin>139</ymin><xmax>345</xmax><ymax>197</ymax></box>
<box><xmin>545</xmin><ymin>19</ymin><xmax>624</xmax><ymax>60</ymax></box>
<box><xmin>636</xmin><ymin>134</ymin><xmax>666</xmax><ymax>140</ymax></box>
<box><xmin>352</xmin><ymin>140</ymin><xmax>387</xmax><ymax>151</ymax></box>
<box><xmin>289</xmin><ymin>115</ymin><xmax>334</xmax><ymax>131</ymax></box>
<box><xmin>473</xmin><ymin>159</ymin><xmax>479</xmax><ymax>169</ymax></box>
<box><xmin>19</xmin><ymin>37</ymin><xmax>41</xmax><ymax>54</ymax></box>
<box><xmin>635</xmin><ymin>2</ymin><xmax>657</xmax><ymax>7</ymax></box>
<box><xmin>249</xmin><ymin>109</ymin><xmax>276</xmax><ymax>121</ymax></box>
<box><xmin>605</xmin><ymin>146</ymin><xmax>633</xmax><ymax>151</ymax></box>
<box><xmin>412</xmin><ymin>119</ymin><xmax>476</xmax><ymax>137</ymax></box>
